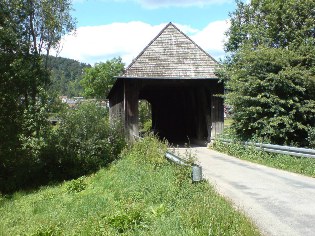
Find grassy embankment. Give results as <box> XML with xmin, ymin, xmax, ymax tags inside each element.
<box><xmin>0</xmin><ymin>136</ymin><xmax>260</xmax><ymax>235</ymax></box>
<box><xmin>214</xmin><ymin>119</ymin><xmax>315</xmax><ymax>177</ymax></box>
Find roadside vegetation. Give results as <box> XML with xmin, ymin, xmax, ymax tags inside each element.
<box><xmin>212</xmin><ymin>127</ymin><xmax>315</xmax><ymax>177</ymax></box>
<box><xmin>213</xmin><ymin>0</ymin><xmax>315</xmax><ymax>176</ymax></box>
<box><xmin>219</xmin><ymin>0</ymin><xmax>315</xmax><ymax>147</ymax></box>
<box><xmin>224</xmin><ymin>118</ymin><xmax>233</xmax><ymax>128</ymax></box>
<box><xmin>0</xmin><ymin>136</ymin><xmax>260</xmax><ymax>235</ymax></box>
<box><xmin>0</xmin><ymin>0</ymin><xmax>76</xmax><ymax>193</ymax></box>
<box><xmin>1</xmin><ymin>102</ymin><xmax>125</xmax><ymax>193</ymax></box>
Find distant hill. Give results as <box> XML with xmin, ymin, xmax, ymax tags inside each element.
<box><xmin>46</xmin><ymin>56</ymin><xmax>91</xmax><ymax>97</ymax></box>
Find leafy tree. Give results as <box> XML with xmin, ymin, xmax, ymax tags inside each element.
<box><xmin>0</xmin><ymin>0</ymin><xmax>75</xmax><ymax>192</ymax></box>
<box><xmin>81</xmin><ymin>57</ymin><xmax>125</xmax><ymax>99</ymax></box>
<box><xmin>222</xmin><ymin>0</ymin><xmax>315</xmax><ymax>146</ymax></box>
<box><xmin>226</xmin><ymin>0</ymin><xmax>315</xmax><ymax>52</ymax></box>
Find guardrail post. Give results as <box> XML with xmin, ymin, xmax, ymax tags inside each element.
<box><xmin>192</xmin><ymin>164</ymin><xmax>202</xmax><ymax>182</ymax></box>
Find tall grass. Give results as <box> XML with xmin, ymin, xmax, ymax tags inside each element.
<box><xmin>0</xmin><ymin>136</ymin><xmax>260</xmax><ymax>235</ymax></box>
<box><xmin>213</xmin><ymin>140</ymin><xmax>315</xmax><ymax>177</ymax></box>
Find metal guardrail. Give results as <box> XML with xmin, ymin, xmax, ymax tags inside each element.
<box><xmin>217</xmin><ymin>138</ymin><xmax>315</xmax><ymax>158</ymax></box>
<box><xmin>165</xmin><ymin>151</ymin><xmax>203</xmax><ymax>182</ymax></box>
<box><xmin>133</xmin><ymin>134</ymin><xmax>203</xmax><ymax>181</ymax></box>
<box><xmin>165</xmin><ymin>151</ymin><xmax>190</xmax><ymax>166</ymax></box>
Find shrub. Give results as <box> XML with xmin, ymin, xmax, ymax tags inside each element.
<box><xmin>43</xmin><ymin>102</ymin><xmax>126</xmax><ymax>181</ymax></box>
<box><xmin>66</xmin><ymin>176</ymin><xmax>87</xmax><ymax>193</ymax></box>
<box><xmin>0</xmin><ymin>96</ymin><xmax>51</xmax><ymax>193</ymax></box>
<box><xmin>224</xmin><ymin>47</ymin><xmax>315</xmax><ymax>146</ymax></box>
<box><xmin>106</xmin><ymin>208</ymin><xmax>147</xmax><ymax>233</ymax></box>
<box><xmin>222</xmin><ymin>0</ymin><xmax>315</xmax><ymax>147</ymax></box>
<box><xmin>0</xmin><ymin>102</ymin><xmax>126</xmax><ymax>193</ymax></box>
<box><xmin>125</xmin><ymin>134</ymin><xmax>168</xmax><ymax>167</ymax></box>
<box><xmin>142</xmin><ymin>119</ymin><xmax>152</xmax><ymax>133</ymax></box>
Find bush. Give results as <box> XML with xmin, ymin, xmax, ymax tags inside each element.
<box><xmin>223</xmin><ymin>47</ymin><xmax>315</xmax><ymax>147</ymax></box>
<box><xmin>124</xmin><ymin>134</ymin><xmax>168</xmax><ymax>167</ymax></box>
<box><xmin>222</xmin><ymin>0</ymin><xmax>315</xmax><ymax>147</ymax></box>
<box><xmin>142</xmin><ymin>119</ymin><xmax>152</xmax><ymax>133</ymax></box>
<box><xmin>0</xmin><ymin>97</ymin><xmax>51</xmax><ymax>193</ymax></box>
<box><xmin>43</xmin><ymin>102</ymin><xmax>126</xmax><ymax>181</ymax></box>
<box><xmin>66</xmin><ymin>176</ymin><xmax>87</xmax><ymax>193</ymax></box>
<box><xmin>0</xmin><ymin>102</ymin><xmax>126</xmax><ymax>193</ymax></box>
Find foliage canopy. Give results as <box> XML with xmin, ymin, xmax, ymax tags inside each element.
<box><xmin>222</xmin><ymin>0</ymin><xmax>315</xmax><ymax>146</ymax></box>
<box><xmin>0</xmin><ymin>0</ymin><xmax>76</xmax><ymax>192</ymax></box>
<box><xmin>81</xmin><ymin>57</ymin><xmax>125</xmax><ymax>99</ymax></box>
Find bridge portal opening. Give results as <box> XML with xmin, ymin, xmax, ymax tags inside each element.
<box><xmin>138</xmin><ymin>99</ymin><xmax>152</xmax><ymax>134</ymax></box>
<box><xmin>138</xmin><ymin>79</ymin><xmax>214</xmax><ymax>144</ymax></box>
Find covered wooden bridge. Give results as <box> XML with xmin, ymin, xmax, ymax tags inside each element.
<box><xmin>108</xmin><ymin>23</ymin><xmax>224</xmax><ymax>144</ymax></box>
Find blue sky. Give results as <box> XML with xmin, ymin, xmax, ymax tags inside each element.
<box><xmin>57</xmin><ymin>0</ymin><xmax>236</xmax><ymax>65</ymax></box>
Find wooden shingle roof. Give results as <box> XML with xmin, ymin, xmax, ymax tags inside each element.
<box><xmin>121</xmin><ymin>22</ymin><xmax>219</xmax><ymax>79</ymax></box>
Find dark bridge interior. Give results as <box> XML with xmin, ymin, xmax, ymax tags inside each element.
<box><xmin>139</xmin><ymin>79</ymin><xmax>216</xmax><ymax>143</ymax></box>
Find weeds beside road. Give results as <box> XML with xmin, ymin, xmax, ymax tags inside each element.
<box><xmin>0</xmin><ymin>136</ymin><xmax>260</xmax><ymax>235</ymax></box>
<box><xmin>213</xmin><ymin>140</ymin><xmax>315</xmax><ymax>177</ymax></box>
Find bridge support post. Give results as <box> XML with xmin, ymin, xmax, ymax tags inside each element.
<box><xmin>124</xmin><ymin>80</ymin><xmax>139</xmax><ymax>142</ymax></box>
<box><xmin>210</xmin><ymin>84</ymin><xmax>224</xmax><ymax>139</ymax></box>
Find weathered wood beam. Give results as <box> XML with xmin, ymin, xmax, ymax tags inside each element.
<box><xmin>124</xmin><ymin>80</ymin><xmax>139</xmax><ymax>141</ymax></box>
<box><xmin>109</xmin><ymin>87</ymin><xmax>124</xmax><ymax>126</ymax></box>
<box><xmin>210</xmin><ymin>83</ymin><xmax>224</xmax><ymax>139</ymax></box>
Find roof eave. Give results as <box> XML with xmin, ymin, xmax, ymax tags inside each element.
<box><xmin>115</xmin><ymin>76</ymin><xmax>219</xmax><ymax>80</ymax></box>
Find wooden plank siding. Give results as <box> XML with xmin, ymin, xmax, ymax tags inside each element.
<box><xmin>109</xmin><ymin>80</ymin><xmax>124</xmax><ymax>126</ymax></box>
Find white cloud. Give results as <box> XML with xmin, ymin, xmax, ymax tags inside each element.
<box><xmin>191</xmin><ymin>19</ymin><xmax>230</xmax><ymax>61</ymax></box>
<box><xmin>55</xmin><ymin>20</ymin><xmax>229</xmax><ymax>66</ymax></box>
<box><xmin>56</xmin><ymin>22</ymin><xmax>164</xmax><ymax>65</ymax></box>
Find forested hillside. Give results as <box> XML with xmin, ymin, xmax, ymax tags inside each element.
<box><xmin>47</xmin><ymin>56</ymin><xmax>91</xmax><ymax>97</ymax></box>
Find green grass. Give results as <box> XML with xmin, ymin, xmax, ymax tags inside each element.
<box><xmin>0</xmin><ymin>136</ymin><xmax>260</xmax><ymax>235</ymax></box>
<box><xmin>213</xmin><ymin>140</ymin><xmax>315</xmax><ymax>177</ymax></box>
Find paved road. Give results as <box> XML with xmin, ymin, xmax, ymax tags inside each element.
<box><xmin>173</xmin><ymin>147</ymin><xmax>315</xmax><ymax>236</ymax></box>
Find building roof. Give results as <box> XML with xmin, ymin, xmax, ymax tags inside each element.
<box><xmin>121</xmin><ymin>22</ymin><xmax>219</xmax><ymax>79</ymax></box>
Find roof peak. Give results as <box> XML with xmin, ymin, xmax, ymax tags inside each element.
<box><xmin>123</xmin><ymin>22</ymin><xmax>219</xmax><ymax>79</ymax></box>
